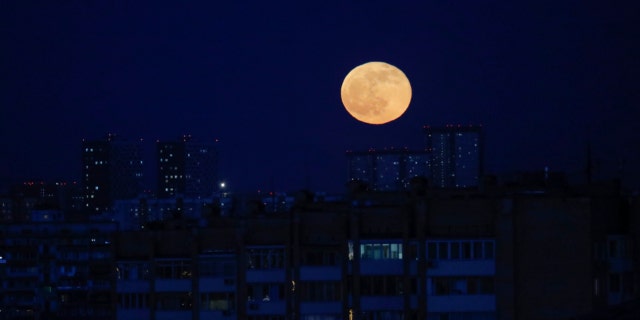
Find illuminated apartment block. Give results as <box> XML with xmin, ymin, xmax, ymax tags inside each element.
<box><xmin>82</xmin><ymin>134</ymin><xmax>144</xmax><ymax>214</ymax></box>
<box><xmin>347</xmin><ymin>149</ymin><xmax>430</xmax><ymax>191</ymax></box>
<box><xmin>157</xmin><ymin>135</ymin><xmax>218</xmax><ymax>199</ymax></box>
<box><xmin>425</xmin><ymin>125</ymin><xmax>483</xmax><ymax>188</ymax></box>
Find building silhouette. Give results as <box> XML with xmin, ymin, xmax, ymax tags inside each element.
<box><xmin>157</xmin><ymin>135</ymin><xmax>218</xmax><ymax>199</ymax></box>
<box><xmin>1</xmin><ymin>179</ymin><xmax>639</xmax><ymax>319</ymax></box>
<box><xmin>425</xmin><ymin>125</ymin><xmax>484</xmax><ymax>188</ymax></box>
<box><xmin>81</xmin><ymin>134</ymin><xmax>144</xmax><ymax>214</ymax></box>
<box><xmin>347</xmin><ymin>148</ymin><xmax>430</xmax><ymax>191</ymax></box>
<box><xmin>1</xmin><ymin>220</ymin><xmax>118</xmax><ymax>319</ymax></box>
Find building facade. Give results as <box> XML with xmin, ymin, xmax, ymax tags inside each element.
<box><xmin>157</xmin><ymin>135</ymin><xmax>218</xmax><ymax>199</ymax></box>
<box><xmin>0</xmin><ymin>220</ymin><xmax>117</xmax><ymax>320</ymax></box>
<box><xmin>82</xmin><ymin>134</ymin><xmax>144</xmax><ymax>214</ymax></box>
<box><xmin>347</xmin><ymin>149</ymin><xmax>430</xmax><ymax>191</ymax></box>
<box><xmin>425</xmin><ymin>125</ymin><xmax>483</xmax><ymax>188</ymax></box>
<box><xmin>1</xmin><ymin>181</ymin><xmax>638</xmax><ymax>320</ymax></box>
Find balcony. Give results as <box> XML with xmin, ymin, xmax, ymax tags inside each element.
<box><xmin>360</xmin><ymin>259</ymin><xmax>404</xmax><ymax>275</ymax></box>
<box><xmin>300</xmin><ymin>301</ymin><xmax>342</xmax><ymax>314</ymax></box>
<box><xmin>199</xmin><ymin>278</ymin><xmax>236</xmax><ymax>291</ymax></box>
<box><xmin>361</xmin><ymin>296</ymin><xmax>404</xmax><ymax>311</ymax></box>
<box><xmin>116</xmin><ymin>309</ymin><xmax>152</xmax><ymax>320</ymax></box>
<box><xmin>426</xmin><ymin>260</ymin><xmax>495</xmax><ymax>276</ymax></box>
<box><xmin>299</xmin><ymin>266</ymin><xmax>342</xmax><ymax>281</ymax></box>
<box><xmin>246</xmin><ymin>269</ymin><xmax>285</xmax><ymax>283</ymax></box>
<box><xmin>117</xmin><ymin>280</ymin><xmax>150</xmax><ymax>292</ymax></box>
<box><xmin>155</xmin><ymin>278</ymin><xmax>192</xmax><ymax>291</ymax></box>
<box><xmin>426</xmin><ymin>294</ymin><xmax>496</xmax><ymax>313</ymax></box>
<box><xmin>155</xmin><ymin>310</ymin><xmax>192</xmax><ymax>320</ymax></box>
<box><xmin>246</xmin><ymin>300</ymin><xmax>286</xmax><ymax>315</ymax></box>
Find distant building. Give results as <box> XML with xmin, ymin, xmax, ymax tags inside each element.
<box><xmin>425</xmin><ymin>125</ymin><xmax>483</xmax><ymax>188</ymax></box>
<box><xmin>82</xmin><ymin>134</ymin><xmax>144</xmax><ymax>214</ymax></box>
<box><xmin>157</xmin><ymin>135</ymin><xmax>218</xmax><ymax>199</ymax></box>
<box><xmin>110</xmin><ymin>196</ymin><xmax>215</xmax><ymax>230</ymax></box>
<box><xmin>347</xmin><ymin>149</ymin><xmax>430</xmax><ymax>191</ymax></box>
<box><xmin>7</xmin><ymin>181</ymin><xmax>84</xmax><ymax>221</ymax></box>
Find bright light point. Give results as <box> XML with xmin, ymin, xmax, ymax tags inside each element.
<box><xmin>220</xmin><ymin>182</ymin><xmax>226</xmax><ymax>188</ymax></box>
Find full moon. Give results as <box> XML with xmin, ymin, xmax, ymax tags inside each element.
<box><xmin>341</xmin><ymin>61</ymin><xmax>412</xmax><ymax>125</ymax></box>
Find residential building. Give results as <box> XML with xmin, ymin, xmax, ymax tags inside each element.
<box><xmin>425</xmin><ymin>125</ymin><xmax>483</xmax><ymax>188</ymax></box>
<box><xmin>82</xmin><ymin>134</ymin><xmax>144</xmax><ymax>214</ymax></box>
<box><xmin>0</xmin><ymin>221</ymin><xmax>117</xmax><ymax>320</ymax></box>
<box><xmin>2</xmin><ymin>179</ymin><xmax>638</xmax><ymax>320</ymax></box>
<box><xmin>157</xmin><ymin>135</ymin><xmax>218</xmax><ymax>199</ymax></box>
<box><xmin>346</xmin><ymin>149</ymin><xmax>430</xmax><ymax>191</ymax></box>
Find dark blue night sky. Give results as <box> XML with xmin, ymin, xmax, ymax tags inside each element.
<box><xmin>1</xmin><ymin>1</ymin><xmax>639</xmax><ymax>193</ymax></box>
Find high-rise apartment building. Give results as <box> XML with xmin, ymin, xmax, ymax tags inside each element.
<box><xmin>157</xmin><ymin>135</ymin><xmax>218</xmax><ymax>199</ymax></box>
<box><xmin>347</xmin><ymin>149</ymin><xmax>430</xmax><ymax>191</ymax></box>
<box><xmin>82</xmin><ymin>134</ymin><xmax>144</xmax><ymax>214</ymax></box>
<box><xmin>425</xmin><ymin>125</ymin><xmax>483</xmax><ymax>188</ymax></box>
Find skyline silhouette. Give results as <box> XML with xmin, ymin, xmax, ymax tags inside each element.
<box><xmin>2</xmin><ymin>2</ymin><xmax>639</xmax><ymax>193</ymax></box>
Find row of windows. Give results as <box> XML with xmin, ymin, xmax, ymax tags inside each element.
<box><xmin>350</xmin><ymin>240</ymin><xmax>495</xmax><ymax>261</ymax></box>
<box><xmin>155</xmin><ymin>292</ymin><xmax>192</xmax><ymax>310</ymax></box>
<box><xmin>200</xmin><ymin>257</ymin><xmax>236</xmax><ymax>277</ymax></box>
<box><xmin>303</xmin><ymin>250</ymin><xmax>340</xmax><ymax>266</ymax></box>
<box><xmin>156</xmin><ymin>260</ymin><xmax>192</xmax><ymax>279</ymax></box>
<box><xmin>360</xmin><ymin>275</ymin><xmax>416</xmax><ymax>296</ymax></box>
<box><xmin>299</xmin><ymin>281</ymin><xmax>342</xmax><ymax>301</ymax></box>
<box><xmin>247</xmin><ymin>248</ymin><xmax>285</xmax><ymax>269</ymax></box>
<box><xmin>430</xmin><ymin>277</ymin><xmax>494</xmax><ymax>296</ymax></box>
<box><xmin>117</xmin><ymin>292</ymin><xmax>235</xmax><ymax>311</ymax></box>
<box><xmin>361</xmin><ymin>243</ymin><xmax>403</xmax><ymax>260</ymax></box>
<box><xmin>116</xmin><ymin>262</ymin><xmax>151</xmax><ymax>280</ymax></box>
<box><xmin>117</xmin><ymin>293</ymin><xmax>149</xmax><ymax>309</ymax></box>
<box><xmin>247</xmin><ymin>283</ymin><xmax>285</xmax><ymax>302</ymax></box>
<box><xmin>427</xmin><ymin>241</ymin><xmax>494</xmax><ymax>260</ymax></box>
<box><xmin>201</xmin><ymin>292</ymin><xmax>235</xmax><ymax>311</ymax></box>
<box><xmin>116</xmin><ymin>242</ymin><xmax>493</xmax><ymax>281</ymax></box>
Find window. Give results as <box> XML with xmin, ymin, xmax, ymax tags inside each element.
<box><xmin>200</xmin><ymin>292</ymin><xmax>234</xmax><ymax>311</ymax></box>
<box><xmin>461</xmin><ymin>242</ymin><xmax>471</xmax><ymax>259</ymax></box>
<box><xmin>200</xmin><ymin>255</ymin><xmax>236</xmax><ymax>277</ymax></box>
<box><xmin>360</xmin><ymin>242</ymin><xmax>403</xmax><ymax>260</ymax></box>
<box><xmin>300</xmin><ymin>281</ymin><xmax>342</xmax><ymax>301</ymax></box>
<box><xmin>438</xmin><ymin>242</ymin><xmax>448</xmax><ymax>259</ymax></box>
<box><xmin>304</xmin><ymin>249</ymin><xmax>339</xmax><ymax>266</ymax></box>
<box><xmin>430</xmin><ymin>277</ymin><xmax>494</xmax><ymax>296</ymax></box>
<box><xmin>473</xmin><ymin>242</ymin><xmax>483</xmax><ymax>259</ymax></box>
<box><xmin>156</xmin><ymin>292</ymin><xmax>192</xmax><ymax>310</ymax></box>
<box><xmin>247</xmin><ymin>247</ymin><xmax>285</xmax><ymax>269</ymax></box>
<box><xmin>428</xmin><ymin>242</ymin><xmax>437</xmax><ymax>260</ymax></box>
<box><xmin>117</xmin><ymin>293</ymin><xmax>149</xmax><ymax>309</ymax></box>
<box><xmin>450</xmin><ymin>242</ymin><xmax>460</xmax><ymax>259</ymax></box>
<box><xmin>427</xmin><ymin>240</ymin><xmax>495</xmax><ymax>260</ymax></box>
<box><xmin>155</xmin><ymin>260</ymin><xmax>191</xmax><ymax>279</ymax></box>
<box><xmin>247</xmin><ymin>283</ymin><xmax>284</xmax><ymax>302</ymax></box>
<box><xmin>360</xmin><ymin>276</ymin><xmax>408</xmax><ymax>296</ymax></box>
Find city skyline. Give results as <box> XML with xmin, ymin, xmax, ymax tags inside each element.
<box><xmin>2</xmin><ymin>2</ymin><xmax>639</xmax><ymax>193</ymax></box>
